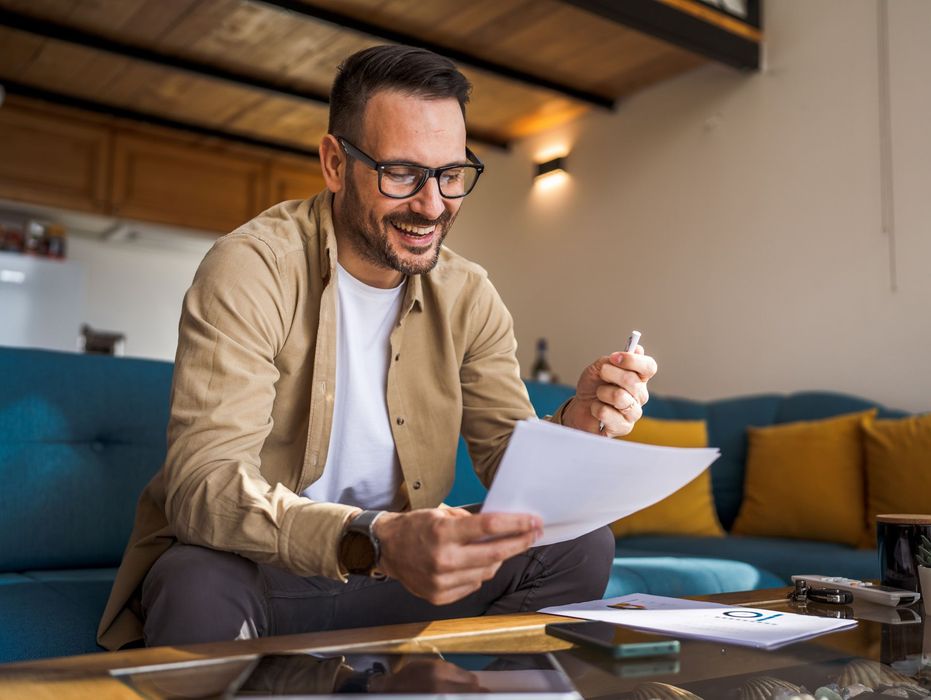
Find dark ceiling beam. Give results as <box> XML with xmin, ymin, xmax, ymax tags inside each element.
<box><xmin>562</xmin><ymin>0</ymin><xmax>761</xmax><ymax>71</ymax></box>
<box><xmin>250</xmin><ymin>0</ymin><xmax>616</xmax><ymax>110</ymax></box>
<box><xmin>0</xmin><ymin>7</ymin><xmax>509</xmax><ymax>150</ymax></box>
<box><xmin>2</xmin><ymin>80</ymin><xmax>321</xmax><ymax>159</ymax></box>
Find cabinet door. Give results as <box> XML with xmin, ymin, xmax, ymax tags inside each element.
<box><xmin>268</xmin><ymin>161</ymin><xmax>326</xmax><ymax>206</ymax></box>
<box><xmin>0</xmin><ymin>105</ymin><xmax>109</xmax><ymax>214</ymax></box>
<box><xmin>111</xmin><ymin>133</ymin><xmax>267</xmax><ymax>234</ymax></box>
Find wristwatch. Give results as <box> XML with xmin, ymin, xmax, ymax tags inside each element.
<box><xmin>339</xmin><ymin>510</ymin><xmax>387</xmax><ymax>577</ymax></box>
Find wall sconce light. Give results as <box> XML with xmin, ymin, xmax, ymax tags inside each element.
<box><xmin>533</xmin><ymin>156</ymin><xmax>569</xmax><ymax>191</ymax></box>
<box><xmin>535</xmin><ymin>156</ymin><xmax>566</xmax><ymax>181</ymax></box>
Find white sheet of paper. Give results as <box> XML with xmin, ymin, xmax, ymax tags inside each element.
<box><xmin>481</xmin><ymin>420</ymin><xmax>720</xmax><ymax>545</ymax></box>
<box><xmin>540</xmin><ymin>593</ymin><xmax>857</xmax><ymax>650</ymax></box>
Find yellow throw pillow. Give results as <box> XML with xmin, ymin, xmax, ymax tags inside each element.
<box><xmin>864</xmin><ymin>413</ymin><xmax>931</xmax><ymax>537</ymax></box>
<box><xmin>610</xmin><ymin>418</ymin><xmax>725</xmax><ymax>538</ymax></box>
<box><xmin>731</xmin><ymin>410</ymin><xmax>876</xmax><ymax>547</ymax></box>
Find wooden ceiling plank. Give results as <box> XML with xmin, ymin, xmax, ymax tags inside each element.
<box><xmin>600</xmin><ymin>50</ymin><xmax>705</xmax><ymax>97</ymax></box>
<box><xmin>0</xmin><ymin>28</ymin><xmax>46</xmax><ymax>75</ymax></box>
<box><xmin>459</xmin><ymin>1</ymin><xmax>555</xmax><ymax>55</ymax></box>
<box><xmin>228</xmin><ymin>95</ymin><xmax>327</xmax><ymax>144</ymax></box>
<box><xmin>116</xmin><ymin>0</ymin><xmax>203</xmax><ymax>45</ymax></box>
<box><xmin>437</xmin><ymin>0</ymin><xmax>521</xmax><ymax>37</ymax></box>
<box><xmin>106</xmin><ymin>62</ymin><xmax>273</xmax><ymax>130</ymax></box>
<box><xmin>71</xmin><ymin>52</ymin><xmax>136</xmax><ymax>96</ymax></box>
<box><xmin>191</xmin><ymin>2</ymin><xmax>292</xmax><ymax>57</ymax></box>
<box><xmin>156</xmin><ymin>0</ymin><xmax>243</xmax><ymax>51</ymax></box>
<box><xmin>283</xmin><ymin>30</ymin><xmax>379</xmax><ymax>87</ymax></box>
<box><xmin>19</xmin><ymin>39</ymin><xmax>98</xmax><ymax>89</ymax></box>
<box><xmin>490</xmin><ymin>5</ymin><xmax>603</xmax><ymax>67</ymax></box>
<box><xmin>66</xmin><ymin>0</ymin><xmax>151</xmax><ymax>30</ymax></box>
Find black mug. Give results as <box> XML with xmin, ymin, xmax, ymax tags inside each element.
<box><xmin>876</xmin><ymin>514</ymin><xmax>931</xmax><ymax>592</ymax></box>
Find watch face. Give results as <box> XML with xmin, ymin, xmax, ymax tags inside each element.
<box><xmin>342</xmin><ymin>531</ymin><xmax>377</xmax><ymax>575</ymax></box>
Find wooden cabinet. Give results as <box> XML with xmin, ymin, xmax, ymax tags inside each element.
<box><xmin>268</xmin><ymin>160</ymin><xmax>327</xmax><ymax>205</ymax></box>
<box><xmin>0</xmin><ymin>99</ymin><xmax>326</xmax><ymax>234</ymax></box>
<box><xmin>0</xmin><ymin>105</ymin><xmax>110</xmax><ymax>214</ymax></box>
<box><xmin>111</xmin><ymin>133</ymin><xmax>267</xmax><ymax>234</ymax></box>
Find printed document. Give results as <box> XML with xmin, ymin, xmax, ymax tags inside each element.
<box><xmin>481</xmin><ymin>419</ymin><xmax>720</xmax><ymax>546</ymax></box>
<box><xmin>540</xmin><ymin>593</ymin><xmax>858</xmax><ymax>650</ymax></box>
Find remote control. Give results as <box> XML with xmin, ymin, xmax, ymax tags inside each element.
<box><xmin>790</xmin><ymin>575</ymin><xmax>920</xmax><ymax>607</ymax></box>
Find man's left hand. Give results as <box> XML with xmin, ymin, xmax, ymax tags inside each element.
<box><xmin>563</xmin><ymin>345</ymin><xmax>657</xmax><ymax>437</ymax></box>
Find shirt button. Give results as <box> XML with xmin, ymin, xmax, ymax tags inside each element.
<box><xmin>412</xmin><ymin>480</ymin><xmax>422</xmax><ymax>490</ymax></box>
<box><xmin>396</xmin><ymin>417</ymin><xmax>405</xmax><ymax>425</ymax></box>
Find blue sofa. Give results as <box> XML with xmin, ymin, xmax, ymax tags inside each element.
<box><xmin>0</xmin><ymin>346</ymin><xmax>901</xmax><ymax>663</ymax></box>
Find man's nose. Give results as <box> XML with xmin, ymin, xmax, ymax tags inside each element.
<box><xmin>408</xmin><ymin>176</ymin><xmax>445</xmax><ymax>220</ymax></box>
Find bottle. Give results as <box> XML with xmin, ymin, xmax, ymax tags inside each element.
<box><xmin>531</xmin><ymin>337</ymin><xmax>554</xmax><ymax>383</ymax></box>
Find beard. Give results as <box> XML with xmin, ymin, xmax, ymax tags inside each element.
<box><xmin>336</xmin><ymin>173</ymin><xmax>456</xmax><ymax>276</ymax></box>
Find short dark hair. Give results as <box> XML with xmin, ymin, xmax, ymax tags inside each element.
<box><xmin>328</xmin><ymin>45</ymin><xmax>472</xmax><ymax>143</ymax></box>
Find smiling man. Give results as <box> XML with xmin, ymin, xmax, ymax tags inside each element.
<box><xmin>98</xmin><ymin>45</ymin><xmax>657</xmax><ymax>650</ymax></box>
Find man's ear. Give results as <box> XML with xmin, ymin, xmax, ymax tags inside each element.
<box><xmin>320</xmin><ymin>134</ymin><xmax>347</xmax><ymax>193</ymax></box>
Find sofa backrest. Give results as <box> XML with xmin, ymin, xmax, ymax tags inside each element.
<box><xmin>2</xmin><ymin>345</ymin><xmax>908</xmax><ymax>570</ymax></box>
<box><xmin>449</xmin><ymin>382</ymin><xmax>909</xmax><ymax>531</ymax></box>
<box><xmin>0</xmin><ymin>346</ymin><xmax>172</xmax><ymax>572</ymax></box>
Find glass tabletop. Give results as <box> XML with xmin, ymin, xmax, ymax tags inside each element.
<box><xmin>552</xmin><ymin>597</ymin><xmax>931</xmax><ymax>699</ymax></box>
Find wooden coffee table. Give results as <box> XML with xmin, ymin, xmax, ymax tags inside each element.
<box><xmin>0</xmin><ymin>588</ymin><xmax>925</xmax><ymax>699</ymax></box>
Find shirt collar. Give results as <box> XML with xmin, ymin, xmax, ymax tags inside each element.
<box><xmin>312</xmin><ymin>190</ymin><xmax>423</xmax><ymax>313</ymax></box>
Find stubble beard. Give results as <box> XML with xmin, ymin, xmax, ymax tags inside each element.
<box><xmin>337</xmin><ymin>174</ymin><xmax>456</xmax><ymax>276</ymax></box>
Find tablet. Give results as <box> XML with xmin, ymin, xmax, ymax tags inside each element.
<box><xmin>224</xmin><ymin>651</ymin><xmax>582</xmax><ymax>699</ymax></box>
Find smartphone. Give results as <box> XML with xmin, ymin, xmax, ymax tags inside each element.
<box><xmin>545</xmin><ymin>621</ymin><xmax>680</xmax><ymax>659</ymax></box>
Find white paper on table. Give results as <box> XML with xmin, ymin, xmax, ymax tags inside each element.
<box><xmin>481</xmin><ymin>420</ymin><xmax>720</xmax><ymax>546</ymax></box>
<box><xmin>540</xmin><ymin>593</ymin><xmax>858</xmax><ymax>650</ymax></box>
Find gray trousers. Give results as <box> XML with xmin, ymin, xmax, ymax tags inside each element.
<box><xmin>141</xmin><ymin>526</ymin><xmax>615</xmax><ymax>647</ymax></box>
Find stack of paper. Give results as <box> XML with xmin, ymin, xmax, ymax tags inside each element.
<box><xmin>540</xmin><ymin>593</ymin><xmax>858</xmax><ymax>650</ymax></box>
<box><xmin>482</xmin><ymin>419</ymin><xmax>720</xmax><ymax>546</ymax></box>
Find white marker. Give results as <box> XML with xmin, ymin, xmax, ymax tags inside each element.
<box><xmin>599</xmin><ymin>330</ymin><xmax>642</xmax><ymax>434</ymax></box>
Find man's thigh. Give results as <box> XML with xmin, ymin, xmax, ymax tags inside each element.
<box><xmin>264</xmin><ymin>525</ymin><xmax>614</xmax><ymax>635</ymax></box>
<box><xmin>143</xmin><ymin>527</ymin><xmax>614</xmax><ymax>641</ymax></box>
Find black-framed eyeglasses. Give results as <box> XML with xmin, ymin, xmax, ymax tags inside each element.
<box><xmin>336</xmin><ymin>136</ymin><xmax>484</xmax><ymax>199</ymax></box>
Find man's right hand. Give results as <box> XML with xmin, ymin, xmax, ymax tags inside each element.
<box><xmin>373</xmin><ymin>508</ymin><xmax>543</xmax><ymax>606</ymax></box>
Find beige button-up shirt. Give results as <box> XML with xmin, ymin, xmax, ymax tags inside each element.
<box><xmin>98</xmin><ymin>192</ymin><xmax>569</xmax><ymax>650</ymax></box>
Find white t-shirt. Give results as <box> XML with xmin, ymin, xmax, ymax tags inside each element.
<box><xmin>301</xmin><ymin>263</ymin><xmax>405</xmax><ymax>509</ymax></box>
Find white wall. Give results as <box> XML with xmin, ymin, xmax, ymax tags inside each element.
<box><xmin>1</xmin><ymin>200</ymin><xmax>215</xmax><ymax>362</ymax></box>
<box><xmin>451</xmin><ymin>0</ymin><xmax>930</xmax><ymax>412</ymax></box>
<box><xmin>68</xmin><ymin>233</ymin><xmax>213</xmax><ymax>361</ymax></box>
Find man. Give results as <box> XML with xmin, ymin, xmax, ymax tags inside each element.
<box><xmin>98</xmin><ymin>45</ymin><xmax>656</xmax><ymax>650</ymax></box>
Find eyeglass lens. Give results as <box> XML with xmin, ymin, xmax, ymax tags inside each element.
<box><xmin>380</xmin><ymin>165</ymin><xmax>479</xmax><ymax>198</ymax></box>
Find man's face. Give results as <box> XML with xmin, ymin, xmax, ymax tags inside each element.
<box><xmin>333</xmin><ymin>91</ymin><xmax>467</xmax><ymax>280</ymax></box>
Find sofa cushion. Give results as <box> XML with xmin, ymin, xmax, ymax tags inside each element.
<box><xmin>615</xmin><ymin>535</ymin><xmax>881</xmax><ymax>583</ymax></box>
<box><xmin>864</xmin><ymin>413</ymin><xmax>931</xmax><ymax>536</ymax></box>
<box><xmin>0</xmin><ymin>347</ymin><xmax>171</xmax><ymax>571</ymax></box>
<box><xmin>605</xmin><ymin>556</ymin><xmax>783</xmax><ymax>599</ymax></box>
<box><xmin>611</xmin><ymin>418</ymin><xmax>724</xmax><ymax>538</ymax></box>
<box><xmin>642</xmin><ymin>394</ymin><xmax>784</xmax><ymax>531</ymax></box>
<box><xmin>731</xmin><ymin>410</ymin><xmax>876</xmax><ymax>547</ymax></box>
<box><xmin>0</xmin><ymin>568</ymin><xmax>117</xmax><ymax>663</ymax></box>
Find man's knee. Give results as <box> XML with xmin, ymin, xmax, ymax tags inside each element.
<box><xmin>570</xmin><ymin>526</ymin><xmax>616</xmax><ymax>598</ymax></box>
<box><xmin>141</xmin><ymin>544</ymin><xmax>267</xmax><ymax>646</ymax></box>
<box><xmin>528</xmin><ymin>526</ymin><xmax>616</xmax><ymax>606</ymax></box>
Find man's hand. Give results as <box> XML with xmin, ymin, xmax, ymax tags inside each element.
<box><xmin>563</xmin><ymin>344</ymin><xmax>657</xmax><ymax>437</ymax></box>
<box><xmin>373</xmin><ymin>508</ymin><xmax>542</xmax><ymax>605</ymax></box>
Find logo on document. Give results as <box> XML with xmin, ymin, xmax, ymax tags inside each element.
<box><xmin>720</xmin><ymin>610</ymin><xmax>785</xmax><ymax>624</ymax></box>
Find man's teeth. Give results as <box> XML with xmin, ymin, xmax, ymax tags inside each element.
<box><xmin>393</xmin><ymin>222</ymin><xmax>435</xmax><ymax>236</ymax></box>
